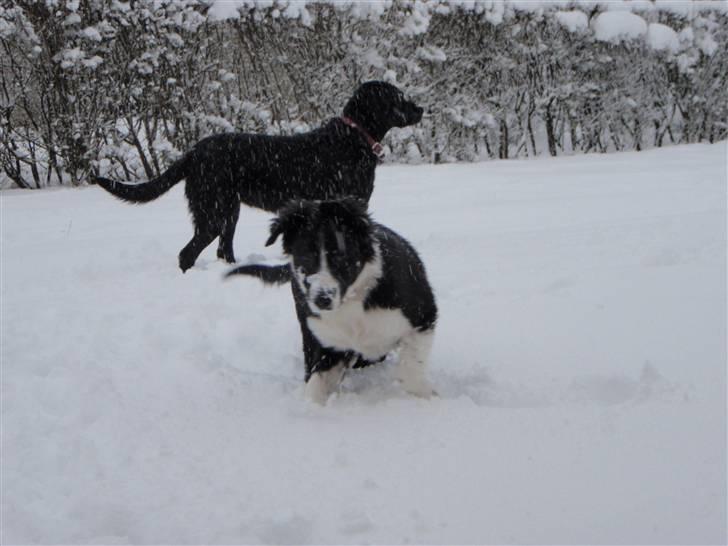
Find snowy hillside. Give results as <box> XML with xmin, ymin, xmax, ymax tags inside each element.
<box><xmin>2</xmin><ymin>144</ymin><xmax>726</xmax><ymax>544</ymax></box>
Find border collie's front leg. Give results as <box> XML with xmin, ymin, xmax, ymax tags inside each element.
<box><xmin>396</xmin><ymin>328</ymin><xmax>436</xmax><ymax>398</ymax></box>
<box><xmin>305</xmin><ymin>360</ymin><xmax>349</xmax><ymax>405</ymax></box>
<box><xmin>300</xmin><ymin>323</ymin><xmax>350</xmax><ymax>405</ymax></box>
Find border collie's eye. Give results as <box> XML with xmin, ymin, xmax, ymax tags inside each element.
<box><xmin>296</xmin><ymin>266</ymin><xmax>311</xmax><ymax>289</ymax></box>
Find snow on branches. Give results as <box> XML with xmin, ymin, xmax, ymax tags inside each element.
<box><xmin>1</xmin><ymin>0</ymin><xmax>726</xmax><ymax>187</ymax></box>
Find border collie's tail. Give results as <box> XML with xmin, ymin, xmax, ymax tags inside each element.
<box><xmin>225</xmin><ymin>264</ymin><xmax>291</xmax><ymax>285</ymax></box>
<box><xmin>93</xmin><ymin>154</ymin><xmax>190</xmax><ymax>203</ymax></box>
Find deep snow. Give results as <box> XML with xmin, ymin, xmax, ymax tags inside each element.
<box><xmin>2</xmin><ymin>143</ymin><xmax>726</xmax><ymax>544</ymax></box>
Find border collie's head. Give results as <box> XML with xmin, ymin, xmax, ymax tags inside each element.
<box><xmin>266</xmin><ymin>198</ymin><xmax>377</xmax><ymax>314</ymax></box>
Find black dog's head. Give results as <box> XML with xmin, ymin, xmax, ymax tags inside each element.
<box><xmin>266</xmin><ymin>198</ymin><xmax>377</xmax><ymax>315</ymax></box>
<box><xmin>343</xmin><ymin>81</ymin><xmax>423</xmax><ymax>138</ymax></box>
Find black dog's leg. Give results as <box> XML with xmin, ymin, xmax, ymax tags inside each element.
<box><xmin>178</xmin><ymin>228</ymin><xmax>217</xmax><ymax>272</ymax></box>
<box><xmin>178</xmin><ymin>174</ymin><xmax>224</xmax><ymax>272</ymax></box>
<box><xmin>216</xmin><ymin>202</ymin><xmax>240</xmax><ymax>263</ymax></box>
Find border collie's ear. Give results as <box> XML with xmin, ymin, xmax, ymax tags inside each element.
<box><xmin>265</xmin><ymin>219</ymin><xmax>284</xmax><ymax>247</ymax></box>
<box><xmin>266</xmin><ymin>200</ymin><xmax>315</xmax><ymax>249</ymax></box>
<box><xmin>337</xmin><ymin>197</ymin><xmax>369</xmax><ymax>220</ymax></box>
<box><xmin>331</xmin><ymin>197</ymin><xmax>371</xmax><ymax>234</ymax></box>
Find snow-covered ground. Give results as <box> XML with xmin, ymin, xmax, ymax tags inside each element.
<box><xmin>2</xmin><ymin>143</ymin><xmax>726</xmax><ymax>544</ymax></box>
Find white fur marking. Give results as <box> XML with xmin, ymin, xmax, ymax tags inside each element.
<box><xmin>309</xmin><ymin>306</ymin><xmax>413</xmax><ymax>361</ymax></box>
<box><xmin>395</xmin><ymin>329</ymin><xmax>436</xmax><ymax>398</ymax></box>
<box><xmin>304</xmin><ymin>243</ymin><xmax>341</xmax><ymax>313</ymax></box>
<box><xmin>305</xmin><ymin>361</ymin><xmax>348</xmax><ymax>405</ymax></box>
<box><xmin>341</xmin><ymin>243</ymin><xmax>382</xmax><ymax>302</ymax></box>
<box><xmin>335</xmin><ymin>230</ymin><xmax>346</xmax><ymax>253</ymax></box>
<box><xmin>307</xmin><ymin>245</ymin><xmax>416</xmax><ymax>361</ymax></box>
<box><xmin>293</xmin><ymin>264</ymin><xmax>307</xmax><ymax>292</ymax></box>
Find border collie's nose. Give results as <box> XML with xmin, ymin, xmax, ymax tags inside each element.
<box><xmin>314</xmin><ymin>293</ymin><xmax>333</xmax><ymax>310</ymax></box>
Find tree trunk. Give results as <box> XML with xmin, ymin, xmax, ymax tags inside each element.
<box><xmin>545</xmin><ymin>99</ymin><xmax>557</xmax><ymax>157</ymax></box>
<box><xmin>499</xmin><ymin>119</ymin><xmax>509</xmax><ymax>160</ymax></box>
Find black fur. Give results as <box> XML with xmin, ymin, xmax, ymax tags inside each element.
<box><xmin>227</xmin><ymin>198</ymin><xmax>437</xmax><ymax>383</ymax></box>
<box><xmin>225</xmin><ymin>263</ymin><xmax>291</xmax><ymax>284</ymax></box>
<box><xmin>360</xmin><ymin>224</ymin><xmax>438</xmax><ymax>331</ymax></box>
<box><xmin>95</xmin><ymin>81</ymin><xmax>423</xmax><ymax>272</ymax></box>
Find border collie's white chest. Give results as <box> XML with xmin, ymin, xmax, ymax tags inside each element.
<box><xmin>307</xmin><ymin>301</ymin><xmax>413</xmax><ymax>360</ymax></box>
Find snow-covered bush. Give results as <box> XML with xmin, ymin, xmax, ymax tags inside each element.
<box><xmin>1</xmin><ymin>0</ymin><xmax>726</xmax><ymax>188</ymax></box>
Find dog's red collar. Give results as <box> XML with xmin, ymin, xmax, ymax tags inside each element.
<box><xmin>340</xmin><ymin>116</ymin><xmax>385</xmax><ymax>160</ymax></box>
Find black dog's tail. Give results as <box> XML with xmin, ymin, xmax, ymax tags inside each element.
<box><xmin>93</xmin><ymin>154</ymin><xmax>190</xmax><ymax>203</ymax></box>
<box><xmin>225</xmin><ymin>264</ymin><xmax>292</xmax><ymax>285</ymax></box>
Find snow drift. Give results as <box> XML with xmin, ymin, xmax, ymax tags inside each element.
<box><xmin>2</xmin><ymin>143</ymin><xmax>726</xmax><ymax>544</ymax></box>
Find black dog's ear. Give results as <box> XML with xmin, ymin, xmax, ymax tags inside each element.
<box><xmin>265</xmin><ymin>200</ymin><xmax>316</xmax><ymax>249</ymax></box>
<box><xmin>392</xmin><ymin>106</ymin><xmax>408</xmax><ymax>125</ymax></box>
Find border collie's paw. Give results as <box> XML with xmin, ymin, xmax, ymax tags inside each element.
<box><xmin>400</xmin><ymin>379</ymin><xmax>437</xmax><ymax>399</ymax></box>
<box><xmin>304</xmin><ymin>363</ymin><xmax>347</xmax><ymax>405</ymax></box>
<box><xmin>305</xmin><ymin>374</ymin><xmax>332</xmax><ymax>405</ymax></box>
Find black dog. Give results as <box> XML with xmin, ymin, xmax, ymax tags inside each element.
<box><xmin>95</xmin><ymin>81</ymin><xmax>423</xmax><ymax>272</ymax></box>
<box><xmin>226</xmin><ymin>198</ymin><xmax>437</xmax><ymax>404</ymax></box>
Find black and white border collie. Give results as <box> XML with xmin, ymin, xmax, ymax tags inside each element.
<box><xmin>226</xmin><ymin>198</ymin><xmax>437</xmax><ymax>404</ymax></box>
